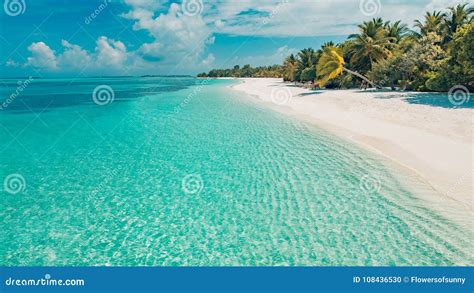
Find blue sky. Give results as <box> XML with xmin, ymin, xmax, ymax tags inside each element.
<box><xmin>0</xmin><ymin>0</ymin><xmax>466</xmax><ymax>77</ymax></box>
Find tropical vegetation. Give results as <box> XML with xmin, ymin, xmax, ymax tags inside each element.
<box><xmin>198</xmin><ymin>3</ymin><xmax>473</xmax><ymax>92</ymax></box>
<box><xmin>197</xmin><ymin>64</ymin><xmax>283</xmax><ymax>78</ymax></box>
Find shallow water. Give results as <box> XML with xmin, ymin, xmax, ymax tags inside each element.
<box><xmin>377</xmin><ymin>92</ymin><xmax>473</xmax><ymax>109</ymax></box>
<box><xmin>1</xmin><ymin>77</ymin><xmax>472</xmax><ymax>265</ymax></box>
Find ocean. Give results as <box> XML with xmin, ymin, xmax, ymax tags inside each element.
<box><xmin>0</xmin><ymin>77</ymin><xmax>472</xmax><ymax>265</ymax></box>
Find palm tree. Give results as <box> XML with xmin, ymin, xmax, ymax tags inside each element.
<box><xmin>321</xmin><ymin>41</ymin><xmax>335</xmax><ymax>49</ymax></box>
<box><xmin>296</xmin><ymin>48</ymin><xmax>320</xmax><ymax>82</ymax></box>
<box><xmin>348</xmin><ymin>27</ymin><xmax>394</xmax><ymax>71</ymax></box>
<box><xmin>413</xmin><ymin>11</ymin><xmax>446</xmax><ymax>37</ymax></box>
<box><xmin>298</xmin><ymin>48</ymin><xmax>318</xmax><ymax>68</ymax></box>
<box><xmin>283</xmin><ymin>54</ymin><xmax>298</xmax><ymax>82</ymax></box>
<box><xmin>349</xmin><ymin>18</ymin><xmax>385</xmax><ymax>39</ymax></box>
<box><xmin>316</xmin><ymin>47</ymin><xmax>375</xmax><ymax>87</ymax></box>
<box><xmin>347</xmin><ymin>18</ymin><xmax>395</xmax><ymax>72</ymax></box>
<box><xmin>443</xmin><ymin>4</ymin><xmax>474</xmax><ymax>43</ymax></box>
<box><xmin>384</xmin><ymin>20</ymin><xmax>409</xmax><ymax>43</ymax></box>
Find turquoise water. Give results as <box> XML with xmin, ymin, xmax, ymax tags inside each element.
<box><xmin>0</xmin><ymin>77</ymin><xmax>472</xmax><ymax>266</ymax></box>
<box><xmin>403</xmin><ymin>92</ymin><xmax>473</xmax><ymax>108</ymax></box>
<box><xmin>373</xmin><ymin>92</ymin><xmax>473</xmax><ymax>109</ymax></box>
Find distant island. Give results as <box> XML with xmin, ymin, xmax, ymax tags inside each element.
<box><xmin>197</xmin><ymin>65</ymin><xmax>284</xmax><ymax>79</ymax></box>
<box><xmin>141</xmin><ymin>75</ymin><xmax>193</xmax><ymax>78</ymax></box>
<box><xmin>198</xmin><ymin>3</ymin><xmax>473</xmax><ymax>92</ymax></box>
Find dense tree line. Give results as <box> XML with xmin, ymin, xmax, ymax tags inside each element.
<box><xmin>197</xmin><ymin>64</ymin><xmax>284</xmax><ymax>78</ymax></box>
<box><xmin>199</xmin><ymin>4</ymin><xmax>473</xmax><ymax>92</ymax></box>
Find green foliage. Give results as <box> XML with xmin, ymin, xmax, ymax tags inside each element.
<box><xmin>300</xmin><ymin>67</ymin><xmax>316</xmax><ymax>82</ymax></box>
<box><xmin>200</xmin><ymin>3</ymin><xmax>473</xmax><ymax>92</ymax></box>
<box><xmin>283</xmin><ymin>54</ymin><xmax>298</xmax><ymax>81</ymax></box>
<box><xmin>346</xmin><ymin>19</ymin><xmax>395</xmax><ymax>72</ymax></box>
<box><xmin>448</xmin><ymin>22</ymin><xmax>474</xmax><ymax>84</ymax></box>
<box><xmin>408</xmin><ymin>33</ymin><xmax>448</xmax><ymax>90</ymax></box>
<box><xmin>414</xmin><ymin>11</ymin><xmax>446</xmax><ymax>37</ymax></box>
<box><xmin>443</xmin><ymin>4</ymin><xmax>474</xmax><ymax>43</ymax></box>
<box><xmin>370</xmin><ymin>54</ymin><xmax>415</xmax><ymax>89</ymax></box>
<box><xmin>425</xmin><ymin>70</ymin><xmax>451</xmax><ymax>91</ymax></box>
<box><xmin>424</xmin><ymin>21</ymin><xmax>474</xmax><ymax>91</ymax></box>
<box><xmin>198</xmin><ymin>64</ymin><xmax>284</xmax><ymax>78</ymax></box>
<box><xmin>316</xmin><ymin>47</ymin><xmax>344</xmax><ymax>86</ymax></box>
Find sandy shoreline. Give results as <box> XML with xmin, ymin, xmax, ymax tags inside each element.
<box><xmin>230</xmin><ymin>78</ymin><xmax>473</xmax><ymax>218</ymax></box>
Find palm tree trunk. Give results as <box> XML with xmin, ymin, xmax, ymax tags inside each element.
<box><xmin>342</xmin><ymin>67</ymin><xmax>377</xmax><ymax>88</ymax></box>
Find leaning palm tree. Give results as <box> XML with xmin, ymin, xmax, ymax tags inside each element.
<box><xmin>316</xmin><ymin>47</ymin><xmax>376</xmax><ymax>87</ymax></box>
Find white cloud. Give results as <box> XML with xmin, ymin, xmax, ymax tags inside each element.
<box><xmin>124</xmin><ymin>0</ymin><xmax>167</xmax><ymax>10</ymax></box>
<box><xmin>122</xmin><ymin>2</ymin><xmax>213</xmax><ymax>64</ymax></box>
<box><xmin>204</xmin><ymin>0</ymin><xmax>468</xmax><ymax>36</ymax></box>
<box><xmin>22</xmin><ymin>37</ymin><xmax>142</xmax><ymax>75</ymax></box>
<box><xmin>201</xmin><ymin>53</ymin><xmax>215</xmax><ymax>66</ymax></box>
<box><xmin>424</xmin><ymin>0</ymin><xmax>464</xmax><ymax>11</ymax></box>
<box><xmin>27</xmin><ymin>42</ymin><xmax>58</xmax><ymax>70</ymax></box>
<box><xmin>214</xmin><ymin>19</ymin><xmax>224</xmax><ymax>29</ymax></box>
<box><xmin>58</xmin><ymin>40</ymin><xmax>91</xmax><ymax>69</ymax></box>
<box><xmin>138</xmin><ymin>42</ymin><xmax>162</xmax><ymax>58</ymax></box>
<box><xmin>6</xmin><ymin>59</ymin><xmax>20</xmax><ymax>67</ymax></box>
<box><xmin>15</xmin><ymin>0</ymin><xmax>468</xmax><ymax>76</ymax></box>
<box><xmin>95</xmin><ymin>36</ymin><xmax>128</xmax><ymax>68</ymax></box>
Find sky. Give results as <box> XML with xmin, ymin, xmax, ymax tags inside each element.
<box><xmin>0</xmin><ymin>0</ymin><xmax>466</xmax><ymax>77</ymax></box>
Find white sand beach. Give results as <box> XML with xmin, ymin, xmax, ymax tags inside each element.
<box><xmin>231</xmin><ymin>78</ymin><xmax>473</xmax><ymax>217</ymax></box>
